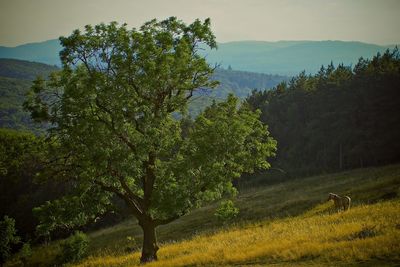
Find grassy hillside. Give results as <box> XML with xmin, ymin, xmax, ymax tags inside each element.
<box><xmin>79</xmin><ymin>201</ymin><xmax>400</xmax><ymax>267</ymax></box>
<box><xmin>7</xmin><ymin>164</ymin><xmax>400</xmax><ymax>266</ymax></box>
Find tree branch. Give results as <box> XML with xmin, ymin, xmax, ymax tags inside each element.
<box><xmin>143</xmin><ymin>151</ymin><xmax>156</xmax><ymax>210</ymax></box>
<box><xmin>110</xmin><ymin>168</ymin><xmax>145</xmax><ymax>211</ymax></box>
<box><xmin>93</xmin><ymin>179</ymin><xmax>143</xmax><ymax>218</ymax></box>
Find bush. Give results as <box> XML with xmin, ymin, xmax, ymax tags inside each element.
<box><xmin>60</xmin><ymin>231</ymin><xmax>89</xmax><ymax>264</ymax></box>
<box><xmin>0</xmin><ymin>216</ymin><xmax>20</xmax><ymax>264</ymax></box>
<box><xmin>214</xmin><ymin>200</ymin><xmax>239</xmax><ymax>223</ymax></box>
<box><xmin>18</xmin><ymin>242</ymin><xmax>32</xmax><ymax>266</ymax></box>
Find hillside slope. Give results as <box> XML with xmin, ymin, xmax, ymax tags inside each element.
<box><xmin>79</xmin><ymin>200</ymin><xmax>400</xmax><ymax>267</ymax></box>
<box><xmin>0</xmin><ymin>58</ymin><xmax>58</xmax><ymax>80</ymax></box>
<box><xmin>7</xmin><ymin>164</ymin><xmax>400</xmax><ymax>266</ymax></box>
<box><xmin>0</xmin><ymin>59</ymin><xmax>58</xmax><ymax>131</ymax></box>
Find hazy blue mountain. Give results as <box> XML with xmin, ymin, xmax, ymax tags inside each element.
<box><xmin>0</xmin><ymin>39</ymin><xmax>395</xmax><ymax>75</ymax></box>
<box><xmin>202</xmin><ymin>40</ymin><xmax>396</xmax><ymax>75</ymax></box>
<box><xmin>0</xmin><ymin>39</ymin><xmax>62</xmax><ymax>66</ymax></box>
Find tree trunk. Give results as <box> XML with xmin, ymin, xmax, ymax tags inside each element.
<box><xmin>139</xmin><ymin>219</ymin><xmax>159</xmax><ymax>264</ymax></box>
<box><xmin>339</xmin><ymin>143</ymin><xmax>343</xmax><ymax>170</ymax></box>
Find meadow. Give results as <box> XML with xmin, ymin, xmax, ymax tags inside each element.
<box><xmin>77</xmin><ymin>200</ymin><xmax>400</xmax><ymax>267</ymax></box>
<box><xmin>6</xmin><ymin>164</ymin><xmax>400</xmax><ymax>266</ymax></box>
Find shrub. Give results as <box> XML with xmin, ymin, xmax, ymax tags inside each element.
<box><xmin>18</xmin><ymin>242</ymin><xmax>32</xmax><ymax>266</ymax></box>
<box><xmin>0</xmin><ymin>216</ymin><xmax>20</xmax><ymax>264</ymax></box>
<box><xmin>214</xmin><ymin>200</ymin><xmax>239</xmax><ymax>223</ymax></box>
<box><xmin>60</xmin><ymin>231</ymin><xmax>89</xmax><ymax>264</ymax></box>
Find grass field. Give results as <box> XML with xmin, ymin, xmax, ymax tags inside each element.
<box><xmin>77</xmin><ymin>200</ymin><xmax>400</xmax><ymax>266</ymax></box>
<box><xmin>6</xmin><ymin>164</ymin><xmax>400</xmax><ymax>266</ymax></box>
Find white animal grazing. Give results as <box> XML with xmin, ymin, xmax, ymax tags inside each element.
<box><xmin>327</xmin><ymin>193</ymin><xmax>351</xmax><ymax>211</ymax></box>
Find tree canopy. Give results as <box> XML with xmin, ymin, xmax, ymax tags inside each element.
<box><xmin>24</xmin><ymin>17</ymin><xmax>276</xmax><ymax>262</ymax></box>
<box><xmin>246</xmin><ymin>48</ymin><xmax>400</xmax><ymax>177</ymax></box>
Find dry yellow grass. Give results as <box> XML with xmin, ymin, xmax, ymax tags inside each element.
<box><xmin>6</xmin><ymin>164</ymin><xmax>399</xmax><ymax>266</ymax></box>
<box><xmin>76</xmin><ymin>200</ymin><xmax>400</xmax><ymax>267</ymax></box>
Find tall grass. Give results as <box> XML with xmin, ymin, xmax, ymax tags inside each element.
<box><xmin>5</xmin><ymin>164</ymin><xmax>400</xmax><ymax>266</ymax></box>
<box><xmin>77</xmin><ymin>200</ymin><xmax>400</xmax><ymax>266</ymax></box>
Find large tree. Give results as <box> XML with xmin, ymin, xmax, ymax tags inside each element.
<box><xmin>24</xmin><ymin>17</ymin><xmax>276</xmax><ymax>263</ymax></box>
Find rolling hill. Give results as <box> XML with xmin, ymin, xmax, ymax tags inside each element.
<box><xmin>0</xmin><ymin>59</ymin><xmax>58</xmax><ymax>131</ymax></box>
<box><xmin>0</xmin><ymin>39</ymin><xmax>396</xmax><ymax>75</ymax></box>
<box><xmin>5</xmin><ymin>164</ymin><xmax>400</xmax><ymax>266</ymax></box>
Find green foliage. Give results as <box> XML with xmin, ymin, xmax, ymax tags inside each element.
<box><xmin>0</xmin><ymin>55</ymin><xmax>285</xmax><ymax>131</ymax></box>
<box><xmin>0</xmin><ymin>129</ymin><xmax>54</xmax><ymax>240</ymax></box>
<box><xmin>246</xmin><ymin>48</ymin><xmax>400</xmax><ymax>177</ymax></box>
<box><xmin>0</xmin><ymin>77</ymin><xmax>42</xmax><ymax>131</ymax></box>
<box><xmin>60</xmin><ymin>231</ymin><xmax>89</xmax><ymax>264</ymax></box>
<box><xmin>0</xmin><ymin>59</ymin><xmax>57</xmax><ymax>132</ymax></box>
<box><xmin>188</xmin><ymin>69</ymin><xmax>287</xmax><ymax>117</ymax></box>
<box><xmin>214</xmin><ymin>200</ymin><xmax>239</xmax><ymax>222</ymax></box>
<box><xmin>0</xmin><ymin>216</ymin><xmax>20</xmax><ymax>264</ymax></box>
<box><xmin>18</xmin><ymin>242</ymin><xmax>32</xmax><ymax>265</ymax></box>
<box><xmin>23</xmin><ymin>18</ymin><xmax>276</xmax><ymax>262</ymax></box>
<box><xmin>33</xmin><ymin>190</ymin><xmax>112</xmax><ymax>239</ymax></box>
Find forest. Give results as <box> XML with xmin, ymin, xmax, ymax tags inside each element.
<box><xmin>246</xmin><ymin>48</ymin><xmax>400</xmax><ymax>177</ymax></box>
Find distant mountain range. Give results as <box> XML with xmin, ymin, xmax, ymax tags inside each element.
<box><xmin>0</xmin><ymin>39</ymin><xmax>396</xmax><ymax>75</ymax></box>
<box><xmin>202</xmin><ymin>40</ymin><xmax>397</xmax><ymax>75</ymax></box>
<box><xmin>0</xmin><ymin>39</ymin><xmax>61</xmax><ymax>67</ymax></box>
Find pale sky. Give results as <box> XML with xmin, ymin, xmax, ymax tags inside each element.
<box><xmin>0</xmin><ymin>0</ymin><xmax>399</xmax><ymax>47</ymax></box>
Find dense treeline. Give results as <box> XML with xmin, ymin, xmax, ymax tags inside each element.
<box><xmin>0</xmin><ymin>59</ymin><xmax>58</xmax><ymax>80</ymax></box>
<box><xmin>246</xmin><ymin>49</ymin><xmax>400</xmax><ymax>176</ymax></box>
<box><xmin>0</xmin><ymin>129</ymin><xmax>48</xmax><ymax>240</ymax></box>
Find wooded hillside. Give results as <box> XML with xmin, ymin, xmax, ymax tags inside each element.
<box><xmin>246</xmin><ymin>49</ymin><xmax>400</xmax><ymax>176</ymax></box>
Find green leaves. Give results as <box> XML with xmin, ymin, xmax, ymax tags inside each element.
<box><xmin>214</xmin><ymin>200</ymin><xmax>239</xmax><ymax>223</ymax></box>
<box><xmin>0</xmin><ymin>216</ymin><xmax>20</xmax><ymax>264</ymax></box>
<box><xmin>151</xmin><ymin>94</ymin><xmax>276</xmax><ymax>217</ymax></box>
<box><xmin>33</xmin><ymin>188</ymin><xmax>112</xmax><ymax>237</ymax></box>
<box><xmin>25</xmin><ymin>18</ymin><xmax>276</xmax><ymax>237</ymax></box>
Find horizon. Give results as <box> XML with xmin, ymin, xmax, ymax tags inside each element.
<box><xmin>1</xmin><ymin>0</ymin><xmax>400</xmax><ymax>47</ymax></box>
<box><xmin>0</xmin><ymin>38</ymin><xmax>398</xmax><ymax>48</ymax></box>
